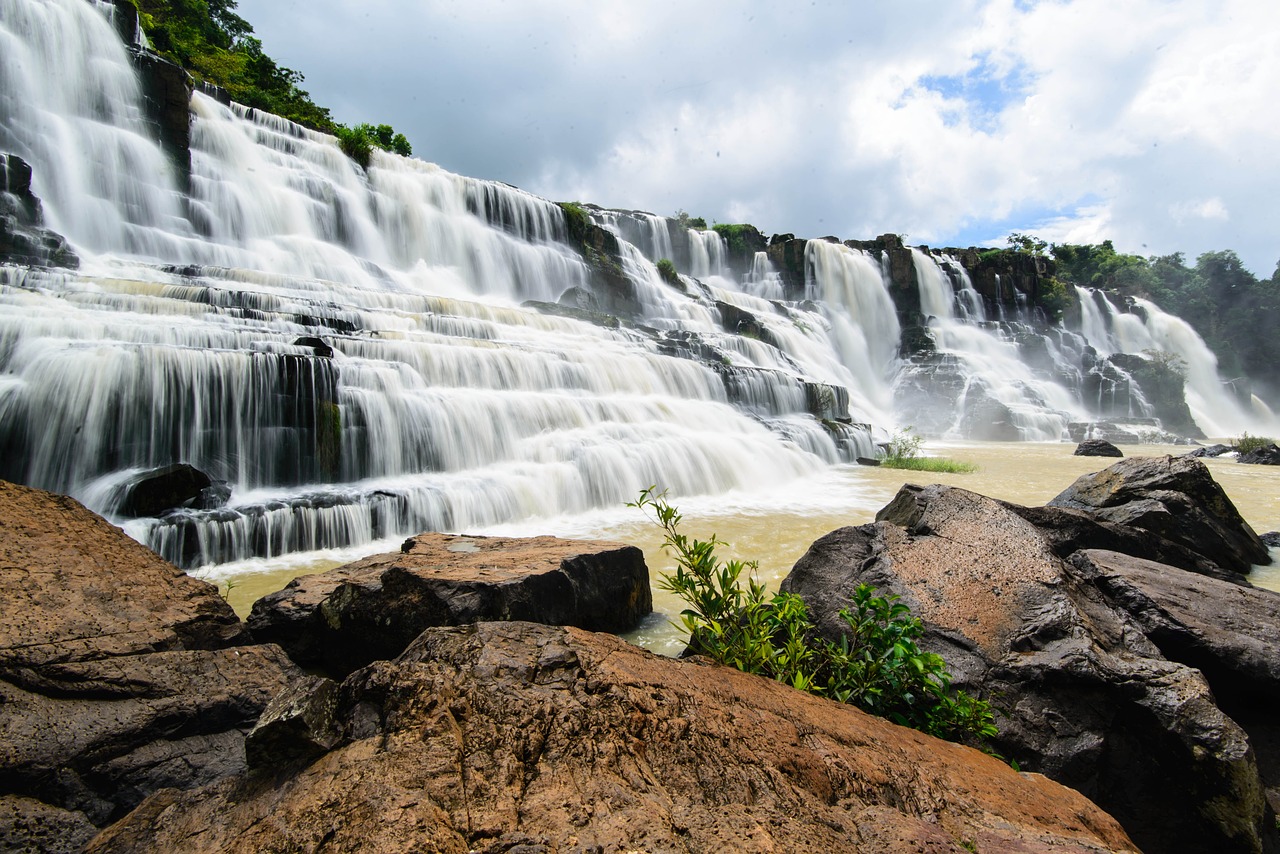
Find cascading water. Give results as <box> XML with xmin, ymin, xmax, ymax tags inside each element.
<box><xmin>906</xmin><ymin>249</ymin><xmax>1083</xmax><ymax>440</ymax></box>
<box><xmin>1072</xmin><ymin>286</ymin><xmax>1277</xmax><ymax>437</ymax></box>
<box><xmin>2</xmin><ymin>0</ymin><xmax>1263</xmax><ymax>575</ymax></box>
<box><xmin>0</xmin><ymin>0</ymin><xmax>880</xmax><ymax>570</ymax></box>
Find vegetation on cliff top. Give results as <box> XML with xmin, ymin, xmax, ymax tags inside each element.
<box><xmin>127</xmin><ymin>0</ymin><xmax>411</xmax><ymax>159</ymax></box>
<box><xmin>632</xmin><ymin>488</ymin><xmax>997</xmax><ymax>746</ymax></box>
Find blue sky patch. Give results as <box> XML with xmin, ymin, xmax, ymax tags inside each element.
<box><xmin>919</xmin><ymin>54</ymin><xmax>1035</xmax><ymax>131</ymax></box>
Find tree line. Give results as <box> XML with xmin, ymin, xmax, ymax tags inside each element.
<box><xmin>1010</xmin><ymin>234</ymin><xmax>1279</xmax><ymax>398</ymax></box>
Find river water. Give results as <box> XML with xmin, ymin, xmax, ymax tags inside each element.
<box><xmin>216</xmin><ymin>441</ymin><xmax>1280</xmax><ymax>654</ymax></box>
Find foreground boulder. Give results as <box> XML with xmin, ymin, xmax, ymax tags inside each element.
<box><xmin>248</xmin><ymin>532</ymin><xmax>652</xmax><ymax>676</ymax></box>
<box><xmin>782</xmin><ymin>482</ymin><xmax>1274</xmax><ymax>854</ymax></box>
<box><xmin>88</xmin><ymin>621</ymin><xmax>1137</xmax><ymax>854</ymax></box>
<box><xmin>0</xmin><ymin>481</ymin><xmax>297</xmax><ymax>851</ymax></box>
<box><xmin>1049</xmin><ymin>454</ymin><xmax>1270</xmax><ymax>574</ymax></box>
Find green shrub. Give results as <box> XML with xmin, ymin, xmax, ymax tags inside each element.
<box><xmin>334</xmin><ymin>122</ymin><xmax>413</xmax><ymax>169</ymax></box>
<box><xmin>1036</xmin><ymin>276</ymin><xmax>1073</xmax><ymax>322</ymax></box>
<box><xmin>656</xmin><ymin>258</ymin><xmax>680</xmax><ymax>285</ymax></box>
<box><xmin>1234</xmin><ymin>432</ymin><xmax>1275</xmax><ymax>454</ymax></box>
<box><xmin>711</xmin><ymin>223</ymin><xmax>759</xmax><ymax>256</ymax></box>
<box><xmin>880</xmin><ymin>427</ymin><xmax>977</xmax><ymax>473</ymax></box>
<box><xmin>631</xmin><ymin>488</ymin><xmax>997</xmax><ymax>744</ymax></box>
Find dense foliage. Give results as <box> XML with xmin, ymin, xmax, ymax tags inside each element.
<box><xmin>127</xmin><ymin>0</ymin><xmax>411</xmax><ymax>158</ymax></box>
<box><xmin>632</xmin><ymin>488</ymin><xmax>997</xmax><ymax>745</ymax></box>
<box><xmin>1048</xmin><ymin>240</ymin><xmax>1280</xmax><ymax>392</ymax></box>
<box><xmin>711</xmin><ymin>223</ymin><xmax>759</xmax><ymax>257</ymax></box>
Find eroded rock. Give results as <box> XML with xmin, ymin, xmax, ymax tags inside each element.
<box><xmin>1073</xmin><ymin>438</ymin><xmax>1123</xmax><ymax>457</ymax></box>
<box><xmin>783</xmin><ymin>483</ymin><xmax>1272</xmax><ymax>854</ymax></box>
<box><xmin>1049</xmin><ymin>454</ymin><xmax>1270</xmax><ymax>574</ymax></box>
<box><xmin>248</xmin><ymin>532</ymin><xmax>651</xmax><ymax>676</ymax></box>
<box><xmin>87</xmin><ymin>622</ymin><xmax>1137</xmax><ymax>854</ymax></box>
<box><xmin>0</xmin><ymin>480</ymin><xmax>297</xmax><ymax>844</ymax></box>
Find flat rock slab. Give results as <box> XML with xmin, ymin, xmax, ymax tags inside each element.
<box><xmin>0</xmin><ymin>480</ymin><xmax>297</xmax><ymax>843</ymax></box>
<box><xmin>248</xmin><ymin>532</ymin><xmax>652</xmax><ymax>676</ymax></box>
<box><xmin>88</xmin><ymin>621</ymin><xmax>1137</xmax><ymax>854</ymax></box>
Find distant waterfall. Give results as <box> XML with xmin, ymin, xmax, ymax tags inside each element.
<box><xmin>1071</xmin><ymin>287</ymin><xmax>1276</xmax><ymax>437</ymax></box>
<box><xmin>909</xmin><ymin>249</ymin><xmax>1082</xmax><ymax>440</ymax></box>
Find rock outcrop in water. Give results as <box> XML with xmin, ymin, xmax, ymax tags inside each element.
<box><xmin>782</xmin><ymin>457</ymin><xmax>1280</xmax><ymax>854</ymax></box>
<box><xmin>88</xmin><ymin>621</ymin><xmax>1138</xmax><ymax>854</ymax></box>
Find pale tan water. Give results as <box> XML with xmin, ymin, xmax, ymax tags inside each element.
<box><xmin>217</xmin><ymin>442</ymin><xmax>1280</xmax><ymax>654</ymax></box>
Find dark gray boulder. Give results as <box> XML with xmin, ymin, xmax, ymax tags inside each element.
<box><xmin>782</xmin><ymin>483</ymin><xmax>1273</xmax><ymax>854</ymax></box>
<box><xmin>1238</xmin><ymin>444</ymin><xmax>1280</xmax><ymax>465</ymax></box>
<box><xmin>1185</xmin><ymin>443</ymin><xmax>1232</xmax><ymax>458</ymax></box>
<box><xmin>1048</xmin><ymin>454</ymin><xmax>1271</xmax><ymax>574</ymax></box>
<box><xmin>118</xmin><ymin>463</ymin><xmax>213</xmax><ymax>518</ymax></box>
<box><xmin>248</xmin><ymin>532</ymin><xmax>652</xmax><ymax>677</ymax></box>
<box><xmin>1073</xmin><ymin>438</ymin><xmax>1123</xmax><ymax>457</ymax></box>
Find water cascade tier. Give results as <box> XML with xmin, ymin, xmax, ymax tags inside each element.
<box><xmin>1</xmin><ymin>0</ymin><xmax>1267</xmax><ymax>570</ymax></box>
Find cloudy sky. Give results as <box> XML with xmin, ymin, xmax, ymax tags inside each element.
<box><xmin>235</xmin><ymin>0</ymin><xmax>1279</xmax><ymax>276</ymax></box>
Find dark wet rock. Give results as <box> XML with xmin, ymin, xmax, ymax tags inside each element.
<box><xmin>1004</xmin><ymin>502</ymin><xmax>1248</xmax><ymax>585</ymax></box>
<box><xmin>1048</xmin><ymin>454</ymin><xmax>1270</xmax><ymax>574</ymax></box>
<box><xmin>0</xmin><ymin>154</ymin><xmax>79</xmax><ymax>269</ymax></box>
<box><xmin>247</xmin><ymin>533</ymin><xmax>652</xmax><ymax>677</ymax></box>
<box><xmin>244</xmin><ymin>674</ymin><xmax>343</xmax><ymax>769</ymax></box>
<box><xmin>856</xmin><ymin>456</ymin><xmax>881</xmax><ymax>466</ymax></box>
<box><xmin>1074</xmin><ymin>439</ymin><xmax>1124</xmax><ymax>457</ymax></box>
<box><xmin>194</xmin><ymin>480</ymin><xmax>232</xmax><ymax>510</ymax></box>
<box><xmin>1185</xmin><ymin>442</ymin><xmax>1232</xmax><ymax>458</ymax></box>
<box><xmin>118</xmin><ymin>463</ymin><xmax>213</xmax><ymax>518</ymax></box>
<box><xmin>1106</xmin><ymin>352</ymin><xmax>1203</xmax><ymax>439</ymax></box>
<box><xmin>292</xmin><ymin>336</ymin><xmax>334</xmax><ymax>358</ymax></box>
<box><xmin>1238</xmin><ymin>443</ymin><xmax>1280</xmax><ymax>465</ymax></box>
<box><xmin>0</xmin><ymin>480</ymin><xmax>297</xmax><ymax>847</ymax></box>
<box><xmin>782</xmin><ymin>483</ymin><xmax>1273</xmax><ymax>854</ymax></box>
<box><xmin>88</xmin><ymin>622</ymin><xmax>1138</xmax><ymax>854</ymax></box>
<box><xmin>1260</xmin><ymin>532</ymin><xmax>1280</xmax><ymax>548</ymax></box>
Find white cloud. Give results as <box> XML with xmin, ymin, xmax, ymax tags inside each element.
<box><xmin>235</xmin><ymin>0</ymin><xmax>1280</xmax><ymax>274</ymax></box>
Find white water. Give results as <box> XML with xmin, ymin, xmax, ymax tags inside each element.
<box><xmin>911</xmin><ymin>249</ymin><xmax>1083</xmax><ymax>439</ymax></box>
<box><xmin>1073</xmin><ymin>286</ymin><xmax>1278</xmax><ymax>437</ymax></box>
<box><xmin>1</xmin><ymin>0</ymin><xmax>1264</xmax><ymax>572</ymax></box>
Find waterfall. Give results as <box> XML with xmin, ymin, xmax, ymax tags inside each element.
<box><xmin>908</xmin><ymin>249</ymin><xmax>1081</xmax><ymax>440</ymax></box>
<box><xmin>2</xmin><ymin>0</ymin><xmax>1265</xmax><ymax>573</ymax></box>
<box><xmin>1071</xmin><ymin>287</ymin><xmax>1277</xmax><ymax>437</ymax></box>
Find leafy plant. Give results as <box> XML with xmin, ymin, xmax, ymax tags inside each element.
<box><xmin>656</xmin><ymin>258</ymin><xmax>680</xmax><ymax>285</ymax></box>
<box><xmin>673</xmin><ymin>210</ymin><xmax>707</xmax><ymax>230</ymax></box>
<box><xmin>711</xmin><ymin>223</ymin><xmax>760</xmax><ymax>257</ymax></box>
<box><xmin>630</xmin><ymin>488</ymin><xmax>997</xmax><ymax>744</ymax></box>
<box><xmin>880</xmin><ymin>427</ymin><xmax>977</xmax><ymax>473</ymax></box>
<box><xmin>334</xmin><ymin>122</ymin><xmax>412</xmax><ymax>169</ymax></box>
<box><xmin>1233</xmin><ymin>432</ymin><xmax>1275</xmax><ymax>454</ymax></box>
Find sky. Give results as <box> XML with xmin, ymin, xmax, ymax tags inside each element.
<box><xmin>234</xmin><ymin>0</ymin><xmax>1280</xmax><ymax>276</ymax></box>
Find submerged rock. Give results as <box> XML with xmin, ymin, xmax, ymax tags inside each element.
<box><xmin>782</xmin><ymin>482</ymin><xmax>1274</xmax><ymax>854</ymax></box>
<box><xmin>0</xmin><ymin>480</ymin><xmax>297</xmax><ymax>846</ymax></box>
<box><xmin>248</xmin><ymin>532</ymin><xmax>652</xmax><ymax>677</ymax></box>
<box><xmin>88</xmin><ymin>621</ymin><xmax>1137</xmax><ymax>854</ymax></box>
<box><xmin>1073</xmin><ymin>438</ymin><xmax>1123</xmax><ymax>457</ymax></box>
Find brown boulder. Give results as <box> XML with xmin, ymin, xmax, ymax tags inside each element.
<box><xmin>782</xmin><ymin>483</ymin><xmax>1272</xmax><ymax>854</ymax></box>
<box><xmin>0</xmin><ymin>480</ymin><xmax>297</xmax><ymax>841</ymax></box>
<box><xmin>88</xmin><ymin>621</ymin><xmax>1136</xmax><ymax>854</ymax></box>
<box><xmin>1048</xmin><ymin>454</ymin><xmax>1270</xmax><ymax>573</ymax></box>
<box><xmin>247</xmin><ymin>532</ymin><xmax>651</xmax><ymax>677</ymax></box>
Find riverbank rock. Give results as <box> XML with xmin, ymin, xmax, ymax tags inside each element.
<box><xmin>782</xmin><ymin>482</ymin><xmax>1274</xmax><ymax>854</ymax></box>
<box><xmin>0</xmin><ymin>480</ymin><xmax>297</xmax><ymax>849</ymax></box>
<box><xmin>247</xmin><ymin>532</ymin><xmax>652</xmax><ymax>677</ymax></box>
<box><xmin>87</xmin><ymin>621</ymin><xmax>1137</xmax><ymax>854</ymax></box>
<box><xmin>1048</xmin><ymin>454</ymin><xmax>1270</xmax><ymax>574</ymax></box>
<box><xmin>1073</xmin><ymin>438</ymin><xmax>1123</xmax><ymax>457</ymax></box>
<box><xmin>1238</xmin><ymin>443</ymin><xmax>1280</xmax><ymax>465</ymax></box>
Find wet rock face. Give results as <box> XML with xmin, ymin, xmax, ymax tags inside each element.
<box><xmin>88</xmin><ymin>621</ymin><xmax>1138</xmax><ymax>854</ymax></box>
<box><xmin>1074</xmin><ymin>438</ymin><xmax>1124</xmax><ymax>457</ymax></box>
<box><xmin>782</xmin><ymin>481</ymin><xmax>1276</xmax><ymax>854</ymax></box>
<box><xmin>1049</xmin><ymin>454</ymin><xmax>1271</xmax><ymax>574</ymax></box>
<box><xmin>247</xmin><ymin>532</ymin><xmax>652</xmax><ymax>677</ymax></box>
<box><xmin>0</xmin><ymin>480</ymin><xmax>297</xmax><ymax>846</ymax></box>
